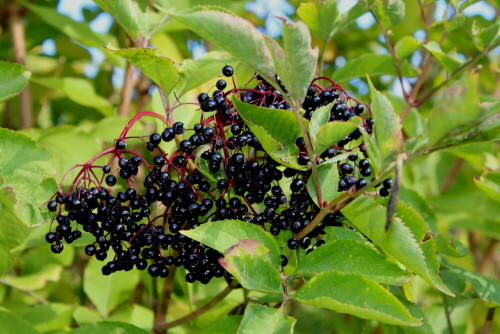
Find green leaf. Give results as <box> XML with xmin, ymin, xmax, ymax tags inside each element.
<box><xmin>202</xmin><ymin>316</ymin><xmax>243</xmax><ymax>334</ymax></box>
<box><xmin>237</xmin><ymin>304</ymin><xmax>295</xmax><ymax>334</ymax></box>
<box><xmin>333</xmin><ymin>54</ymin><xmax>393</xmax><ymax>82</ymax></box>
<box><xmin>423</xmin><ymin>41</ymin><xmax>464</xmax><ymax>72</ymax></box>
<box><xmin>0</xmin><ymin>309</ymin><xmax>39</xmax><ymax>334</ymax></box>
<box><xmin>474</xmin><ymin>171</ymin><xmax>500</xmax><ymax>203</ymax></box>
<box><xmin>177</xmin><ymin>51</ymin><xmax>235</xmax><ymax>97</ymax></box>
<box><xmin>194</xmin><ymin>145</ymin><xmax>219</xmax><ymax>183</ymax></box>
<box><xmin>450</xmin><ymin>113</ymin><xmax>500</xmax><ymax>147</ymax></box>
<box><xmin>62</xmin><ymin>78</ymin><xmax>113</xmax><ymax>116</ymax></box>
<box><xmin>37</xmin><ymin>127</ymin><xmax>102</xmax><ymax>183</ymax></box>
<box><xmin>297</xmin><ymin>1</ymin><xmax>339</xmax><ymax>41</ymax></box>
<box><xmin>371</xmin><ymin>0</ymin><xmax>406</xmax><ymax>27</ymax></box>
<box><xmin>395</xmin><ymin>36</ymin><xmax>420</xmax><ymax>59</ymax></box>
<box><xmin>428</xmin><ymin>73</ymin><xmax>482</xmax><ymax>146</ymax></box>
<box><xmin>232</xmin><ymin>97</ymin><xmax>305</xmax><ymax>170</ymax></box>
<box><xmin>367</xmin><ymin>77</ymin><xmax>404</xmax><ymax>163</ymax></box>
<box><xmin>0</xmin><ymin>128</ymin><xmax>56</xmax><ymax>226</ymax></box>
<box><xmin>106</xmin><ymin>46</ymin><xmax>179</xmax><ymax>95</ymax></box>
<box><xmin>83</xmin><ymin>258</ymin><xmax>140</xmax><ymax>317</ymax></box>
<box><xmin>23</xmin><ymin>3</ymin><xmax>120</xmax><ymax>65</ymax></box>
<box><xmin>168</xmin><ymin>8</ymin><xmax>276</xmax><ymax>85</ymax></box>
<box><xmin>72</xmin><ymin>322</ymin><xmax>149</xmax><ymax>334</ymax></box>
<box><xmin>279</xmin><ymin>21</ymin><xmax>318</xmax><ymax>109</ymax></box>
<box><xmin>219</xmin><ymin>239</ymin><xmax>283</xmax><ymax>294</ymax></box>
<box><xmin>0</xmin><ymin>203</ymin><xmax>30</xmax><ymax>275</ymax></box>
<box><xmin>447</xmin><ymin>264</ymin><xmax>500</xmax><ymax>306</ymax></box>
<box><xmin>308</xmin><ymin>102</ymin><xmax>332</xmax><ymax>148</ymax></box>
<box><xmin>298</xmin><ymin>1</ymin><xmax>366</xmax><ymax>41</ymax></box>
<box><xmin>0</xmin><ymin>61</ymin><xmax>31</xmax><ymax>103</ymax></box>
<box><xmin>307</xmin><ymin>153</ymin><xmax>357</xmax><ymax>206</ymax></box>
<box><xmin>297</xmin><ymin>239</ymin><xmax>413</xmax><ymax>285</ymax></box>
<box><xmin>362</xmin><ymin>129</ymin><xmax>381</xmax><ymax>177</ymax></box>
<box><xmin>399</xmin><ymin>188</ymin><xmax>438</xmax><ymax>234</ymax></box>
<box><xmin>294</xmin><ymin>271</ymin><xmax>421</xmax><ymax>326</ymax></box>
<box><xmin>22</xmin><ymin>303</ymin><xmax>74</xmax><ymax>333</ymax></box>
<box><xmin>314</xmin><ymin>121</ymin><xmax>359</xmax><ymax>156</ymax></box>
<box><xmin>326</xmin><ymin>226</ymin><xmax>367</xmax><ymax>242</ymax></box>
<box><xmin>181</xmin><ymin>219</ymin><xmax>281</xmax><ymax>265</ymax></box>
<box><xmin>94</xmin><ymin>0</ymin><xmax>164</xmax><ymax>38</ymax></box>
<box><xmin>342</xmin><ymin>196</ymin><xmax>453</xmax><ymax>295</ymax></box>
<box><xmin>435</xmin><ymin>235</ymin><xmax>467</xmax><ymax>257</ymax></box>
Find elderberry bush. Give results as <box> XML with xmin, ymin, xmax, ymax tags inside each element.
<box><xmin>44</xmin><ymin>65</ymin><xmax>392</xmax><ymax>284</ymax></box>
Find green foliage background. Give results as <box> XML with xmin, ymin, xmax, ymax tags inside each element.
<box><xmin>0</xmin><ymin>0</ymin><xmax>499</xmax><ymax>333</ymax></box>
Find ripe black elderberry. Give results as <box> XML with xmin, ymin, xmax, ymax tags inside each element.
<box><xmin>222</xmin><ymin>65</ymin><xmax>234</xmax><ymax>77</ymax></box>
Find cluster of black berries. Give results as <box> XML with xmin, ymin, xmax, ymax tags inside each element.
<box><xmin>44</xmin><ymin>65</ymin><xmax>391</xmax><ymax>283</ymax></box>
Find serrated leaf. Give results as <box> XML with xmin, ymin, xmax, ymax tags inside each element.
<box><xmin>83</xmin><ymin>258</ymin><xmax>140</xmax><ymax>317</ymax></box>
<box><xmin>371</xmin><ymin>0</ymin><xmax>406</xmax><ymax>27</ymax></box>
<box><xmin>428</xmin><ymin>73</ymin><xmax>481</xmax><ymax>146</ymax></box>
<box><xmin>0</xmin><ymin>61</ymin><xmax>31</xmax><ymax>103</ymax></box>
<box><xmin>0</xmin><ymin>129</ymin><xmax>56</xmax><ymax>226</ymax></box>
<box><xmin>367</xmin><ymin>77</ymin><xmax>404</xmax><ymax>163</ymax></box>
<box><xmin>423</xmin><ymin>41</ymin><xmax>464</xmax><ymax>72</ymax></box>
<box><xmin>342</xmin><ymin>196</ymin><xmax>453</xmax><ymax>295</ymax></box>
<box><xmin>94</xmin><ymin>0</ymin><xmax>164</xmax><ymax>38</ymax></box>
<box><xmin>72</xmin><ymin>322</ymin><xmax>149</xmax><ymax>334</ymax></box>
<box><xmin>220</xmin><ymin>239</ymin><xmax>283</xmax><ymax>294</ymax></box>
<box><xmin>399</xmin><ymin>188</ymin><xmax>438</xmax><ymax>234</ymax></box>
<box><xmin>181</xmin><ymin>219</ymin><xmax>281</xmax><ymax>265</ymax></box>
<box><xmin>314</xmin><ymin>121</ymin><xmax>359</xmax><ymax>156</ymax></box>
<box><xmin>298</xmin><ymin>1</ymin><xmax>366</xmax><ymax>40</ymax></box>
<box><xmin>326</xmin><ymin>226</ymin><xmax>367</xmax><ymax>242</ymax></box>
<box><xmin>297</xmin><ymin>240</ymin><xmax>413</xmax><ymax>285</ymax></box>
<box><xmin>297</xmin><ymin>1</ymin><xmax>339</xmax><ymax>41</ymax></box>
<box><xmin>280</xmin><ymin>21</ymin><xmax>318</xmax><ymax>109</ymax></box>
<box><xmin>450</xmin><ymin>113</ymin><xmax>500</xmax><ymax>146</ymax></box>
<box><xmin>237</xmin><ymin>304</ymin><xmax>295</xmax><ymax>334</ymax></box>
<box><xmin>294</xmin><ymin>271</ymin><xmax>421</xmax><ymax>326</ymax></box>
<box><xmin>168</xmin><ymin>8</ymin><xmax>276</xmax><ymax>86</ymax></box>
<box><xmin>177</xmin><ymin>51</ymin><xmax>236</xmax><ymax>97</ymax></box>
<box><xmin>474</xmin><ymin>171</ymin><xmax>500</xmax><ymax>203</ymax></box>
<box><xmin>395</xmin><ymin>36</ymin><xmax>420</xmax><ymax>59</ymax></box>
<box><xmin>233</xmin><ymin>97</ymin><xmax>306</xmax><ymax>170</ymax></box>
<box><xmin>447</xmin><ymin>264</ymin><xmax>500</xmax><ymax>306</ymax></box>
<box><xmin>106</xmin><ymin>46</ymin><xmax>179</xmax><ymax>95</ymax></box>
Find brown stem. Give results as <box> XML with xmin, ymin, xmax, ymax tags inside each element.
<box><xmin>154</xmin><ymin>267</ymin><xmax>176</xmax><ymax>334</ymax></box>
<box><xmin>155</xmin><ymin>280</ymin><xmax>238</xmax><ymax>331</ymax></box>
<box><xmin>401</xmin><ymin>55</ymin><xmax>433</xmax><ymax>120</ymax></box>
<box><xmin>135</xmin><ymin>72</ymin><xmax>152</xmax><ymax>113</ymax></box>
<box><xmin>118</xmin><ymin>62</ymin><xmax>136</xmax><ymax>117</ymax></box>
<box><xmin>440</xmin><ymin>158</ymin><xmax>464</xmax><ymax>193</ymax></box>
<box><xmin>478</xmin><ymin>239</ymin><xmax>499</xmax><ymax>275</ymax></box>
<box><xmin>481</xmin><ymin>308</ymin><xmax>496</xmax><ymax>334</ymax></box>
<box><xmin>8</xmin><ymin>1</ymin><xmax>33</xmax><ymax>128</ymax></box>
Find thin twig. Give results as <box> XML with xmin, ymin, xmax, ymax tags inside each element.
<box><xmin>155</xmin><ymin>266</ymin><xmax>176</xmax><ymax>334</ymax></box>
<box><xmin>8</xmin><ymin>1</ymin><xmax>33</xmax><ymax>128</ymax></box>
<box><xmin>443</xmin><ymin>294</ymin><xmax>455</xmax><ymax>334</ymax></box>
<box><xmin>118</xmin><ymin>62</ymin><xmax>136</xmax><ymax>117</ymax></box>
<box><xmin>155</xmin><ymin>280</ymin><xmax>238</xmax><ymax>331</ymax></box>
<box><xmin>440</xmin><ymin>158</ymin><xmax>463</xmax><ymax>193</ymax></box>
<box><xmin>478</xmin><ymin>239</ymin><xmax>499</xmax><ymax>275</ymax></box>
<box><xmin>481</xmin><ymin>308</ymin><xmax>496</xmax><ymax>334</ymax></box>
